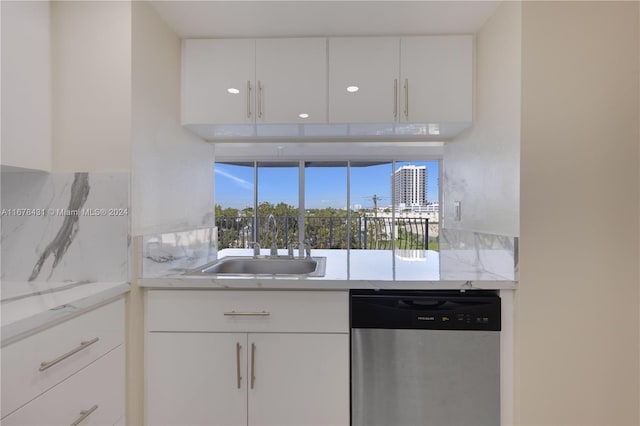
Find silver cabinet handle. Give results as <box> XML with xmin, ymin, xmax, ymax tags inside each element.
<box><xmin>39</xmin><ymin>337</ymin><xmax>99</xmax><ymax>372</ymax></box>
<box><xmin>247</xmin><ymin>80</ymin><xmax>252</xmax><ymax>118</ymax></box>
<box><xmin>236</xmin><ymin>342</ymin><xmax>242</xmax><ymax>389</ymax></box>
<box><xmin>404</xmin><ymin>78</ymin><xmax>409</xmax><ymax>119</ymax></box>
<box><xmin>223</xmin><ymin>311</ymin><xmax>270</xmax><ymax>316</ymax></box>
<box><xmin>257</xmin><ymin>80</ymin><xmax>263</xmax><ymax>119</ymax></box>
<box><xmin>70</xmin><ymin>404</ymin><xmax>98</xmax><ymax>426</ymax></box>
<box><xmin>250</xmin><ymin>342</ymin><xmax>256</xmax><ymax>389</ymax></box>
<box><xmin>393</xmin><ymin>79</ymin><xmax>398</xmax><ymax>119</ymax></box>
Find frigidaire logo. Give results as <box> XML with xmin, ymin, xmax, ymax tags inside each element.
<box><xmin>417</xmin><ymin>316</ymin><xmax>435</xmax><ymax>321</ymax></box>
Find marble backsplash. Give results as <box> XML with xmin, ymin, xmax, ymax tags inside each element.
<box><xmin>140</xmin><ymin>226</ymin><xmax>517</xmax><ymax>282</ymax></box>
<box><xmin>1</xmin><ymin>172</ymin><xmax>130</xmax><ymax>283</ymax></box>
<box><xmin>142</xmin><ymin>227</ymin><xmax>217</xmax><ymax>277</ymax></box>
<box><xmin>439</xmin><ymin>228</ymin><xmax>518</xmax><ymax>281</ymax></box>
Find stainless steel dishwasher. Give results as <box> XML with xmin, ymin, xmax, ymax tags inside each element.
<box><xmin>351</xmin><ymin>290</ymin><xmax>501</xmax><ymax>426</ymax></box>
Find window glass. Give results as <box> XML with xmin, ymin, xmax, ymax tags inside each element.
<box><xmin>304</xmin><ymin>162</ymin><xmax>348</xmax><ymax>249</ymax></box>
<box><xmin>393</xmin><ymin>161</ymin><xmax>439</xmax><ymax>252</ymax></box>
<box><xmin>350</xmin><ymin>162</ymin><xmax>393</xmax><ymax>250</ymax></box>
<box><xmin>213</xmin><ymin>160</ymin><xmax>439</xmax><ymax>253</ymax></box>
<box><xmin>214</xmin><ymin>163</ymin><xmax>254</xmax><ymax>249</ymax></box>
<box><xmin>257</xmin><ymin>163</ymin><xmax>299</xmax><ymax>250</ymax></box>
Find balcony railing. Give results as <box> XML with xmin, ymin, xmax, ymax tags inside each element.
<box><xmin>216</xmin><ymin>215</ymin><xmax>439</xmax><ymax>251</ymax></box>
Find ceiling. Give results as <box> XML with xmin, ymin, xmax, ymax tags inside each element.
<box><xmin>150</xmin><ymin>1</ymin><xmax>502</xmax><ymax>39</ymax></box>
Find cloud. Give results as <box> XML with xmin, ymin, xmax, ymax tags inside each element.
<box><xmin>215</xmin><ymin>167</ymin><xmax>253</xmax><ymax>190</ymax></box>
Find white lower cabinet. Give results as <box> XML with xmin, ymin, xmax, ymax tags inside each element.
<box><xmin>146</xmin><ymin>332</ymin><xmax>247</xmax><ymax>426</ymax></box>
<box><xmin>145</xmin><ymin>290</ymin><xmax>350</xmax><ymax>426</ymax></box>
<box><xmin>1</xmin><ymin>299</ymin><xmax>126</xmax><ymax>425</ymax></box>
<box><xmin>2</xmin><ymin>345</ymin><xmax>124</xmax><ymax>425</ymax></box>
<box><xmin>247</xmin><ymin>333</ymin><xmax>349</xmax><ymax>426</ymax></box>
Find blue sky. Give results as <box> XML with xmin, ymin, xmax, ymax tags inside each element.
<box><xmin>214</xmin><ymin>161</ymin><xmax>439</xmax><ymax>210</ymax></box>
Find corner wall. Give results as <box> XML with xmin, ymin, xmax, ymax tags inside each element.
<box><xmin>518</xmin><ymin>2</ymin><xmax>640</xmax><ymax>424</ymax></box>
<box><xmin>131</xmin><ymin>1</ymin><xmax>214</xmax><ymax>236</ymax></box>
<box><xmin>129</xmin><ymin>4</ymin><xmax>215</xmax><ymax>424</ymax></box>
<box><xmin>442</xmin><ymin>1</ymin><xmax>521</xmax><ymax>237</ymax></box>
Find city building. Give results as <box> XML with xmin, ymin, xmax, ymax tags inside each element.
<box><xmin>392</xmin><ymin>165</ymin><xmax>427</xmax><ymax>210</ymax></box>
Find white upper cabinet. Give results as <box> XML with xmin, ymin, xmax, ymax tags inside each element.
<box><xmin>328</xmin><ymin>37</ymin><xmax>400</xmax><ymax>123</ymax></box>
<box><xmin>182</xmin><ymin>39</ymin><xmax>255</xmax><ymax>125</ymax></box>
<box><xmin>255</xmin><ymin>38</ymin><xmax>327</xmax><ymax>124</ymax></box>
<box><xmin>400</xmin><ymin>36</ymin><xmax>473</xmax><ymax>123</ymax></box>
<box><xmin>181</xmin><ymin>35</ymin><xmax>473</xmax><ymax>139</ymax></box>
<box><xmin>1</xmin><ymin>0</ymin><xmax>52</xmax><ymax>171</ymax></box>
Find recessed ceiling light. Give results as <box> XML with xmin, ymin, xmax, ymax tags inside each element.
<box><xmin>298</xmin><ymin>113</ymin><xmax>310</xmax><ymax>119</ymax></box>
<box><xmin>346</xmin><ymin>86</ymin><xmax>360</xmax><ymax>93</ymax></box>
<box><xmin>227</xmin><ymin>88</ymin><xmax>240</xmax><ymax>94</ymax></box>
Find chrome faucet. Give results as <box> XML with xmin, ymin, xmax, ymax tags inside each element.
<box><xmin>303</xmin><ymin>239</ymin><xmax>312</xmax><ymax>259</ymax></box>
<box><xmin>266</xmin><ymin>214</ymin><xmax>278</xmax><ymax>256</ymax></box>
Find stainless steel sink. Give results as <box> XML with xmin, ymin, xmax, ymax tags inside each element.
<box><xmin>187</xmin><ymin>256</ymin><xmax>327</xmax><ymax>277</ymax></box>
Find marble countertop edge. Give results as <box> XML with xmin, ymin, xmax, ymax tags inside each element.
<box><xmin>1</xmin><ymin>282</ymin><xmax>130</xmax><ymax>347</ymax></box>
<box><xmin>139</xmin><ymin>277</ymin><xmax>516</xmax><ymax>291</ymax></box>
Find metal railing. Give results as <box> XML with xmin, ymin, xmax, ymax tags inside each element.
<box><xmin>216</xmin><ymin>215</ymin><xmax>438</xmax><ymax>251</ymax></box>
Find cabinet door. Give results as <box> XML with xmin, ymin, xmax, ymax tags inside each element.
<box><xmin>400</xmin><ymin>36</ymin><xmax>473</xmax><ymax>123</ymax></box>
<box><xmin>145</xmin><ymin>333</ymin><xmax>247</xmax><ymax>426</ymax></box>
<box><xmin>248</xmin><ymin>333</ymin><xmax>349</xmax><ymax>426</ymax></box>
<box><xmin>255</xmin><ymin>38</ymin><xmax>327</xmax><ymax>124</ymax></box>
<box><xmin>329</xmin><ymin>37</ymin><xmax>400</xmax><ymax>123</ymax></box>
<box><xmin>182</xmin><ymin>39</ymin><xmax>255</xmax><ymax>125</ymax></box>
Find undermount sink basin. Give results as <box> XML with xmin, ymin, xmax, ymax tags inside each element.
<box><xmin>187</xmin><ymin>256</ymin><xmax>327</xmax><ymax>277</ymax></box>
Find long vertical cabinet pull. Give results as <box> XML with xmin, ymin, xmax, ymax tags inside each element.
<box><xmin>247</xmin><ymin>81</ymin><xmax>252</xmax><ymax>118</ymax></box>
<box><xmin>250</xmin><ymin>342</ymin><xmax>256</xmax><ymax>389</ymax></box>
<box><xmin>236</xmin><ymin>342</ymin><xmax>242</xmax><ymax>389</ymax></box>
<box><xmin>393</xmin><ymin>79</ymin><xmax>398</xmax><ymax>119</ymax></box>
<box><xmin>404</xmin><ymin>78</ymin><xmax>409</xmax><ymax>119</ymax></box>
<box><xmin>257</xmin><ymin>81</ymin><xmax>263</xmax><ymax>119</ymax></box>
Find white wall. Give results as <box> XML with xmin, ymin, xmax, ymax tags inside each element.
<box><xmin>51</xmin><ymin>1</ymin><xmax>131</xmax><ymax>172</ymax></box>
<box><xmin>131</xmin><ymin>1</ymin><xmax>214</xmax><ymax>235</ymax></box>
<box><xmin>517</xmin><ymin>2</ymin><xmax>639</xmax><ymax>425</ymax></box>
<box><xmin>1</xmin><ymin>1</ymin><xmax>52</xmax><ymax>172</ymax></box>
<box><xmin>442</xmin><ymin>1</ymin><xmax>520</xmax><ymax>236</ymax></box>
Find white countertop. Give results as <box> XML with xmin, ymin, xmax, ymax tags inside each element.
<box><xmin>141</xmin><ymin>248</ymin><xmax>515</xmax><ymax>290</ymax></box>
<box><xmin>1</xmin><ymin>280</ymin><xmax>130</xmax><ymax>346</ymax></box>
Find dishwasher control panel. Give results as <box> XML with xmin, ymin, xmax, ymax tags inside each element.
<box><xmin>350</xmin><ymin>290</ymin><xmax>501</xmax><ymax>331</ymax></box>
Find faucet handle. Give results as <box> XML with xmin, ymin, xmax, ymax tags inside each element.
<box><xmin>288</xmin><ymin>240</ymin><xmax>301</xmax><ymax>258</ymax></box>
<box><xmin>303</xmin><ymin>239</ymin><xmax>313</xmax><ymax>258</ymax></box>
<box><xmin>250</xmin><ymin>242</ymin><xmax>261</xmax><ymax>257</ymax></box>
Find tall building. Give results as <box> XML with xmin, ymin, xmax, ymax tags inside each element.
<box><xmin>392</xmin><ymin>165</ymin><xmax>427</xmax><ymax>208</ymax></box>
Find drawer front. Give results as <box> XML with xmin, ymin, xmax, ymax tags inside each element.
<box><xmin>2</xmin><ymin>345</ymin><xmax>125</xmax><ymax>425</ymax></box>
<box><xmin>146</xmin><ymin>290</ymin><xmax>349</xmax><ymax>333</ymax></box>
<box><xmin>1</xmin><ymin>299</ymin><xmax>125</xmax><ymax>418</ymax></box>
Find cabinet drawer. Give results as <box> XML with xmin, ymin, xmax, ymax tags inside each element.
<box><xmin>1</xmin><ymin>299</ymin><xmax>125</xmax><ymax>418</ymax></box>
<box><xmin>2</xmin><ymin>345</ymin><xmax>125</xmax><ymax>425</ymax></box>
<box><xmin>146</xmin><ymin>290</ymin><xmax>348</xmax><ymax>333</ymax></box>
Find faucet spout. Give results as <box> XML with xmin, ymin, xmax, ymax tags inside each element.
<box><xmin>266</xmin><ymin>214</ymin><xmax>278</xmax><ymax>256</ymax></box>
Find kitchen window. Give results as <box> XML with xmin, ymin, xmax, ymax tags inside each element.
<box><xmin>214</xmin><ymin>160</ymin><xmax>440</xmax><ymax>251</ymax></box>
